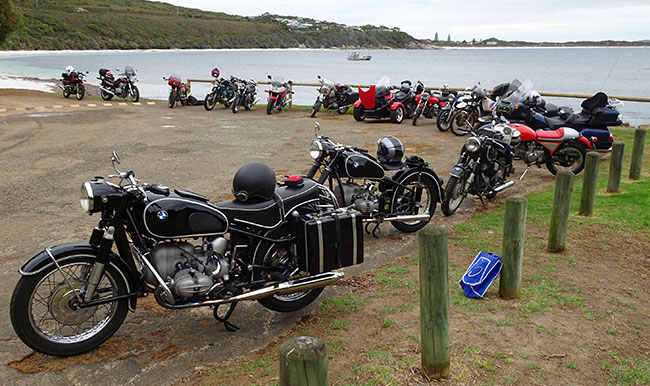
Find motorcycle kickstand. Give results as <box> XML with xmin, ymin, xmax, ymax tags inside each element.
<box><xmin>371</xmin><ymin>222</ymin><xmax>381</xmax><ymax>238</ymax></box>
<box><xmin>478</xmin><ymin>195</ymin><xmax>487</xmax><ymax>209</ymax></box>
<box><xmin>213</xmin><ymin>302</ymin><xmax>240</xmax><ymax>332</ymax></box>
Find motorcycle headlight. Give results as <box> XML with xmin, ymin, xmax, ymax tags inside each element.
<box><xmin>80</xmin><ymin>181</ymin><xmax>94</xmax><ymax>213</ymax></box>
<box><xmin>310</xmin><ymin>140</ymin><xmax>323</xmax><ymax>159</ymax></box>
<box><xmin>465</xmin><ymin>137</ymin><xmax>481</xmax><ymax>153</ymax></box>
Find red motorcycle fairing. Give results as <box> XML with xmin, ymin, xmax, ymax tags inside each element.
<box><xmin>269</xmin><ymin>95</ymin><xmax>278</xmax><ymax>102</ymax></box>
<box><xmin>358</xmin><ymin>85</ymin><xmax>376</xmax><ymax>110</ymax></box>
<box><xmin>389</xmin><ymin>101</ymin><xmax>404</xmax><ymax>110</ymax></box>
<box><xmin>353</xmin><ymin>99</ymin><xmax>362</xmax><ymax>108</ymax></box>
<box><xmin>510</xmin><ymin>123</ymin><xmax>536</xmax><ymax>141</ymax></box>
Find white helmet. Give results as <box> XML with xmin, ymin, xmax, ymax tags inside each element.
<box><xmin>65</xmin><ymin>66</ymin><xmax>74</xmax><ymax>75</ymax></box>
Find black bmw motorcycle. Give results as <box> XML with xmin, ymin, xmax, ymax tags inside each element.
<box><xmin>10</xmin><ymin>152</ymin><xmax>362</xmax><ymax>356</ymax></box>
<box><xmin>98</xmin><ymin>66</ymin><xmax>140</xmax><ymax>102</ymax></box>
<box><xmin>442</xmin><ymin>123</ymin><xmax>517</xmax><ymax>216</ymax></box>
<box><xmin>310</xmin><ymin>75</ymin><xmax>359</xmax><ymax>117</ymax></box>
<box><xmin>231</xmin><ymin>77</ymin><xmax>258</xmax><ymax>113</ymax></box>
<box><xmin>306</xmin><ymin>123</ymin><xmax>444</xmax><ymax>236</ymax></box>
<box><xmin>204</xmin><ymin>75</ymin><xmax>237</xmax><ymax>111</ymax></box>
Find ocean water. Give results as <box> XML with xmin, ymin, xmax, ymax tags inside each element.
<box><xmin>1</xmin><ymin>47</ymin><xmax>649</xmax><ymax>125</ymax></box>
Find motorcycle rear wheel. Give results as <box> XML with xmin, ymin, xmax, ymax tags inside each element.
<box><xmin>545</xmin><ymin>142</ymin><xmax>587</xmax><ymax>175</ymax></box>
<box><xmin>390</xmin><ymin>173</ymin><xmax>438</xmax><ymax>232</ymax></box>
<box><xmin>337</xmin><ymin>106</ymin><xmax>349</xmax><ymax>114</ymax></box>
<box><xmin>63</xmin><ymin>90</ymin><xmax>70</xmax><ymax>98</ymax></box>
<box><xmin>75</xmin><ymin>84</ymin><xmax>85</xmax><ymax>100</ymax></box>
<box><xmin>129</xmin><ymin>86</ymin><xmax>139</xmax><ymax>103</ymax></box>
<box><xmin>436</xmin><ymin>110</ymin><xmax>452</xmax><ymax>131</ymax></box>
<box><xmin>450</xmin><ymin>110</ymin><xmax>475</xmax><ymax>136</ymax></box>
<box><xmin>232</xmin><ymin>94</ymin><xmax>240</xmax><ymax>113</ymax></box>
<box><xmin>10</xmin><ymin>255</ymin><xmax>129</xmax><ymax>357</ymax></box>
<box><xmin>442</xmin><ymin>172</ymin><xmax>469</xmax><ymax>216</ymax></box>
<box><xmin>100</xmin><ymin>90</ymin><xmax>113</xmax><ymax>101</ymax></box>
<box><xmin>168</xmin><ymin>91</ymin><xmax>177</xmax><ymax>108</ymax></box>
<box><xmin>390</xmin><ymin>106</ymin><xmax>405</xmax><ymax>124</ymax></box>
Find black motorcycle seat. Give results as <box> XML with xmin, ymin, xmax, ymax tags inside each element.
<box><xmin>544</xmin><ymin>103</ymin><xmax>559</xmax><ymax>117</ymax></box>
<box><xmin>381</xmin><ymin>161</ymin><xmax>404</xmax><ymax>170</ymax></box>
<box><xmin>394</xmin><ymin>91</ymin><xmax>412</xmax><ymax>102</ymax></box>
<box><xmin>581</xmin><ymin>92</ymin><xmax>608</xmax><ymax>113</ymax></box>
<box><xmin>216</xmin><ymin>198</ymin><xmax>282</xmax><ymax>228</ymax></box>
<box><xmin>545</xmin><ymin>116</ymin><xmax>566</xmax><ymax>130</ymax></box>
<box><xmin>276</xmin><ymin>178</ymin><xmax>321</xmax><ymax>216</ymax></box>
<box><xmin>175</xmin><ymin>189</ymin><xmax>209</xmax><ymax>202</ymax></box>
<box><xmin>565</xmin><ymin>112</ymin><xmax>590</xmax><ymax>127</ymax></box>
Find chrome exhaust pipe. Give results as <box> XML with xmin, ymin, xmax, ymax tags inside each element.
<box><xmin>99</xmin><ymin>86</ymin><xmax>116</xmax><ymax>96</ymax></box>
<box><xmin>493</xmin><ymin>180</ymin><xmax>515</xmax><ymax>193</ymax></box>
<box><xmin>252</xmin><ymin>97</ymin><xmax>260</xmax><ymax>105</ymax></box>
<box><xmin>363</xmin><ymin>213</ymin><xmax>431</xmax><ymax>223</ymax></box>
<box><xmin>156</xmin><ymin>271</ymin><xmax>344</xmax><ymax>309</ymax></box>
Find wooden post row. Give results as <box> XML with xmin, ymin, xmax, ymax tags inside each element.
<box><xmin>499</xmin><ymin>195</ymin><xmax>528</xmax><ymax>299</ymax></box>
<box><xmin>548</xmin><ymin>171</ymin><xmax>574</xmax><ymax>253</ymax></box>
<box><xmin>579</xmin><ymin>152</ymin><xmax>600</xmax><ymax>216</ymax></box>
<box><xmin>279</xmin><ymin>336</ymin><xmax>328</xmax><ymax>386</ymax></box>
<box><xmin>629</xmin><ymin>128</ymin><xmax>646</xmax><ymax>180</ymax></box>
<box><xmin>607</xmin><ymin>142</ymin><xmax>625</xmax><ymax>193</ymax></box>
<box><xmin>418</xmin><ymin>226</ymin><xmax>450</xmax><ymax>380</ymax></box>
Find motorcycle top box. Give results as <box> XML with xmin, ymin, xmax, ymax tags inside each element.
<box><xmin>295</xmin><ymin>209</ymin><xmax>364</xmax><ymax>275</ymax></box>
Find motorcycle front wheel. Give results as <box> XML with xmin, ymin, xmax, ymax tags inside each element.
<box><xmin>450</xmin><ymin>110</ymin><xmax>475</xmax><ymax>136</ymax></box>
<box><xmin>436</xmin><ymin>110</ymin><xmax>452</xmax><ymax>131</ymax></box>
<box><xmin>390</xmin><ymin>173</ymin><xmax>439</xmax><ymax>232</ymax></box>
<box><xmin>231</xmin><ymin>94</ymin><xmax>240</xmax><ymax>113</ymax></box>
<box><xmin>442</xmin><ymin>172</ymin><xmax>469</xmax><ymax>216</ymax></box>
<box><xmin>412</xmin><ymin>105</ymin><xmax>423</xmax><ymax>126</ymax></box>
<box><xmin>545</xmin><ymin>142</ymin><xmax>587</xmax><ymax>175</ymax></box>
<box><xmin>310</xmin><ymin>100</ymin><xmax>321</xmax><ymax>118</ymax></box>
<box><xmin>168</xmin><ymin>91</ymin><xmax>177</xmax><ymax>108</ymax></box>
<box><xmin>204</xmin><ymin>93</ymin><xmax>217</xmax><ymax>111</ymax></box>
<box><xmin>129</xmin><ymin>86</ymin><xmax>139</xmax><ymax>103</ymax></box>
<box><xmin>266</xmin><ymin>100</ymin><xmax>274</xmax><ymax>115</ymax></box>
<box><xmin>10</xmin><ymin>255</ymin><xmax>129</xmax><ymax>357</ymax></box>
<box><xmin>75</xmin><ymin>84</ymin><xmax>85</xmax><ymax>100</ymax></box>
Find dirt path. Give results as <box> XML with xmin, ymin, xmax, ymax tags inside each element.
<box><xmin>0</xmin><ymin>90</ymin><xmax>564</xmax><ymax>385</ymax></box>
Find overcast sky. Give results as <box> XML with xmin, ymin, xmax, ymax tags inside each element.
<box><xmin>158</xmin><ymin>0</ymin><xmax>650</xmax><ymax>42</ymax></box>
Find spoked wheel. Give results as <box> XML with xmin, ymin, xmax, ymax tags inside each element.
<box><xmin>390</xmin><ymin>173</ymin><xmax>438</xmax><ymax>232</ymax></box>
<box><xmin>412</xmin><ymin>106</ymin><xmax>423</xmax><ymax>126</ymax></box>
<box><xmin>310</xmin><ymin>100</ymin><xmax>321</xmax><ymax>117</ymax></box>
<box><xmin>75</xmin><ymin>85</ymin><xmax>85</xmax><ymax>100</ymax></box>
<box><xmin>255</xmin><ymin>229</ymin><xmax>323</xmax><ymax>312</ymax></box>
<box><xmin>545</xmin><ymin>142</ymin><xmax>587</xmax><ymax>175</ymax></box>
<box><xmin>10</xmin><ymin>255</ymin><xmax>129</xmax><ymax>356</ymax></box>
<box><xmin>204</xmin><ymin>93</ymin><xmax>217</xmax><ymax>111</ymax></box>
<box><xmin>450</xmin><ymin>110</ymin><xmax>476</xmax><ymax>136</ymax></box>
<box><xmin>436</xmin><ymin>110</ymin><xmax>452</xmax><ymax>131</ymax></box>
<box><xmin>442</xmin><ymin>172</ymin><xmax>469</xmax><ymax>216</ymax></box>
<box><xmin>63</xmin><ymin>89</ymin><xmax>70</xmax><ymax>98</ymax></box>
<box><xmin>337</xmin><ymin>106</ymin><xmax>349</xmax><ymax>114</ymax></box>
<box><xmin>231</xmin><ymin>94</ymin><xmax>240</xmax><ymax>113</ymax></box>
<box><xmin>129</xmin><ymin>86</ymin><xmax>139</xmax><ymax>103</ymax></box>
<box><xmin>100</xmin><ymin>90</ymin><xmax>113</xmax><ymax>101</ymax></box>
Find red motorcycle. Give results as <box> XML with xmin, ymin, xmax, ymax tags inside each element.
<box><xmin>266</xmin><ymin>75</ymin><xmax>292</xmax><ymax>114</ymax></box>
<box><xmin>412</xmin><ymin>85</ymin><xmax>457</xmax><ymax>126</ymax></box>
<box><xmin>163</xmin><ymin>74</ymin><xmax>189</xmax><ymax>108</ymax></box>
<box><xmin>353</xmin><ymin>78</ymin><xmax>422</xmax><ymax>124</ymax></box>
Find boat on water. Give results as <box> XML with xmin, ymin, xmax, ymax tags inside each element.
<box><xmin>347</xmin><ymin>51</ymin><xmax>372</xmax><ymax>61</ymax></box>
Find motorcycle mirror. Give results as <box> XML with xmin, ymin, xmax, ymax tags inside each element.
<box><xmin>288</xmin><ymin>80</ymin><xmax>293</xmax><ymax>85</ymax></box>
<box><xmin>267</xmin><ymin>75</ymin><xmax>272</xmax><ymax>80</ymax></box>
<box><xmin>314</xmin><ymin>122</ymin><xmax>321</xmax><ymax>137</ymax></box>
<box><xmin>111</xmin><ymin>151</ymin><xmax>121</xmax><ymax>164</ymax></box>
<box><xmin>116</xmin><ymin>67</ymin><xmax>120</xmax><ymax>72</ymax></box>
<box><xmin>317</xmin><ymin>75</ymin><xmax>321</xmax><ymax>79</ymax></box>
<box><xmin>85</xmin><ymin>71</ymin><xmax>89</xmax><ymax>74</ymax></box>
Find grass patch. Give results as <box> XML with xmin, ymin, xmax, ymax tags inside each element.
<box><xmin>604</xmin><ymin>355</ymin><xmax>650</xmax><ymax>385</ymax></box>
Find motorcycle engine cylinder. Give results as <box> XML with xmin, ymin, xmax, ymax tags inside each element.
<box><xmin>173</xmin><ymin>269</ymin><xmax>213</xmax><ymax>298</ymax></box>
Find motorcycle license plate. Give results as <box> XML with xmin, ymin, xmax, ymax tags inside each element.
<box><xmin>449</xmin><ymin>166</ymin><xmax>465</xmax><ymax>178</ymax></box>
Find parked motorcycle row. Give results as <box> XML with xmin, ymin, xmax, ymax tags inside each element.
<box><xmin>29</xmin><ymin>70</ymin><xmax>624</xmax><ymax>357</ymax></box>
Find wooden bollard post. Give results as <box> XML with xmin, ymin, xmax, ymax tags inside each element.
<box><xmin>499</xmin><ymin>195</ymin><xmax>528</xmax><ymax>299</ymax></box>
<box><xmin>418</xmin><ymin>226</ymin><xmax>450</xmax><ymax>380</ymax></box>
<box><xmin>629</xmin><ymin>128</ymin><xmax>646</xmax><ymax>180</ymax></box>
<box><xmin>548</xmin><ymin>171</ymin><xmax>574</xmax><ymax>253</ymax></box>
<box><xmin>279</xmin><ymin>336</ymin><xmax>328</xmax><ymax>386</ymax></box>
<box><xmin>607</xmin><ymin>142</ymin><xmax>625</xmax><ymax>193</ymax></box>
<box><xmin>579</xmin><ymin>152</ymin><xmax>600</xmax><ymax>216</ymax></box>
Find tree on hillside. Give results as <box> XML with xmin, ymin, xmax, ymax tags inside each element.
<box><xmin>434</xmin><ymin>32</ymin><xmax>438</xmax><ymax>42</ymax></box>
<box><xmin>0</xmin><ymin>0</ymin><xmax>20</xmax><ymax>44</ymax></box>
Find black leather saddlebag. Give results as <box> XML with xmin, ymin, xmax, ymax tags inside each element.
<box><xmin>296</xmin><ymin>210</ymin><xmax>364</xmax><ymax>274</ymax></box>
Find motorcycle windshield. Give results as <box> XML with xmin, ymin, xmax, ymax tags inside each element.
<box><xmin>124</xmin><ymin>66</ymin><xmax>136</xmax><ymax>76</ymax></box>
<box><xmin>270</xmin><ymin>76</ymin><xmax>286</xmax><ymax>92</ymax></box>
<box><xmin>321</xmin><ymin>78</ymin><xmax>335</xmax><ymax>89</ymax></box>
<box><xmin>501</xmin><ymin>79</ymin><xmax>534</xmax><ymax>106</ymax></box>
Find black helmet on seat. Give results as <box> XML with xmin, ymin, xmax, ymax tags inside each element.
<box><xmin>232</xmin><ymin>162</ymin><xmax>276</xmax><ymax>202</ymax></box>
<box><xmin>377</xmin><ymin>136</ymin><xmax>404</xmax><ymax>164</ymax></box>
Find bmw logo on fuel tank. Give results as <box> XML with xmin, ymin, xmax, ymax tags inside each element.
<box><xmin>157</xmin><ymin>210</ymin><xmax>168</xmax><ymax>221</ymax></box>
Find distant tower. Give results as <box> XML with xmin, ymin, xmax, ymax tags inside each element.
<box><xmin>434</xmin><ymin>32</ymin><xmax>439</xmax><ymax>42</ymax></box>
<box><xmin>447</xmin><ymin>34</ymin><xmax>451</xmax><ymax>43</ymax></box>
